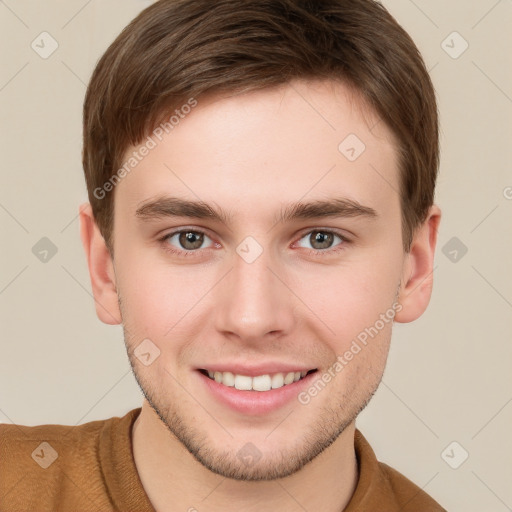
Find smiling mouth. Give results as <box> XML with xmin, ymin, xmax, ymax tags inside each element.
<box><xmin>198</xmin><ymin>368</ymin><xmax>318</xmax><ymax>392</ymax></box>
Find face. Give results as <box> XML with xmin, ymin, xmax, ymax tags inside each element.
<box><xmin>103</xmin><ymin>79</ymin><xmax>410</xmax><ymax>480</ymax></box>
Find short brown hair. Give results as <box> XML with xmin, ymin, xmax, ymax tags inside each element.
<box><xmin>82</xmin><ymin>0</ymin><xmax>439</xmax><ymax>255</ymax></box>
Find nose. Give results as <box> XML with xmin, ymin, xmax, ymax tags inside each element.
<box><xmin>213</xmin><ymin>245</ymin><xmax>296</xmax><ymax>343</ymax></box>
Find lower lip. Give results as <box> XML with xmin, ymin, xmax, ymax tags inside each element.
<box><xmin>196</xmin><ymin>370</ymin><xmax>317</xmax><ymax>415</ymax></box>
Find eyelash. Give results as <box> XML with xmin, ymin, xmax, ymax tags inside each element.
<box><xmin>158</xmin><ymin>228</ymin><xmax>351</xmax><ymax>259</ymax></box>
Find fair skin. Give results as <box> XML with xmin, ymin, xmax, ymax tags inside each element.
<box><xmin>80</xmin><ymin>79</ymin><xmax>440</xmax><ymax>511</ymax></box>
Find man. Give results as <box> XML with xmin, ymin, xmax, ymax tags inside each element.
<box><xmin>0</xmin><ymin>0</ymin><xmax>446</xmax><ymax>510</ymax></box>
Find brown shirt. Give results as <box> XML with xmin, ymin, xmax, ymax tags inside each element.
<box><xmin>0</xmin><ymin>408</ymin><xmax>446</xmax><ymax>511</ymax></box>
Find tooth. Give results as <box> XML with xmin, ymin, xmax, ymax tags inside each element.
<box><xmin>271</xmin><ymin>373</ymin><xmax>284</xmax><ymax>389</ymax></box>
<box><xmin>253</xmin><ymin>374</ymin><xmax>272</xmax><ymax>391</ymax></box>
<box><xmin>234</xmin><ymin>374</ymin><xmax>253</xmax><ymax>390</ymax></box>
<box><xmin>207</xmin><ymin>369</ymin><xmax>311</xmax><ymax>390</ymax></box>
<box><xmin>222</xmin><ymin>371</ymin><xmax>235</xmax><ymax>387</ymax></box>
<box><xmin>284</xmin><ymin>372</ymin><xmax>295</xmax><ymax>385</ymax></box>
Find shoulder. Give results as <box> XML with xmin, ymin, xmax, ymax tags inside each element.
<box><xmin>377</xmin><ymin>461</ymin><xmax>447</xmax><ymax>511</ymax></box>
<box><xmin>0</xmin><ymin>409</ymin><xmax>139</xmax><ymax>511</ymax></box>
<box><xmin>349</xmin><ymin>429</ymin><xmax>447</xmax><ymax>512</ymax></box>
<box><xmin>0</xmin><ymin>416</ymin><xmax>105</xmax><ymax>478</ymax></box>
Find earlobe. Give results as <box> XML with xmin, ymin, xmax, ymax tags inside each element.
<box><xmin>79</xmin><ymin>202</ymin><xmax>122</xmax><ymax>325</ymax></box>
<box><xmin>394</xmin><ymin>205</ymin><xmax>442</xmax><ymax>324</ymax></box>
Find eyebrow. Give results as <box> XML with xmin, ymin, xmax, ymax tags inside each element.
<box><xmin>135</xmin><ymin>196</ymin><xmax>378</xmax><ymax>225</ymax></box>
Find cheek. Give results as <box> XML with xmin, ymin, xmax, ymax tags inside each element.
<box><xmin>330</xmin><ymin>316</ymin><xmax>392</xmax><ymax>398</ymax></box>
<box><xmin>297</xmin><ymin>255</ymin><xmax>400</xmax><ymax>344</ymax></box>
<box><xmin>116</xmin><ymin>251</ymin><xmax>218</xmax><ymax>341</ymax></box>
<box><xmin>115</xmin><ymin>253</ymin><xmax>172</xmax><ymax>330</ymax></box>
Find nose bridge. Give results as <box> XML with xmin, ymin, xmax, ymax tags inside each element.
<box><xmin>214</xmin><ymin>243</ymin><xmax>294</xmax><ymax>340</ymax></box>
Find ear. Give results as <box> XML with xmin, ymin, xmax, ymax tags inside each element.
<box><xmin>394</xmin><ymin>204</ymin><xmax>442</xmax><ymax>323</ymax></box>
<box><xmin>79</xmin><ymin>202</ymin><xmax>122</xmax><ymax>325</ymax></box>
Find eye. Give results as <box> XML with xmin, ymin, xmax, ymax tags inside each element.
<box><xmin>296</xmin><ymin>229</ymin><xmax>348</xmax><ymax>253</ymax></box>
<box><xmin>161</xmin><ymin>229</ymin><xmax>215</xmax><ymax>253</ymax></box>
<box><xmin>159</xmin><ymin>227</ymin><xmax>350</xmax><ymax>259</ymax></box>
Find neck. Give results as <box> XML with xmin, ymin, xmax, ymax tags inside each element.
<box><xmin>132</xmin><ymin>401</ymin><xmax>358</xmax><ymax>512</ymax></box>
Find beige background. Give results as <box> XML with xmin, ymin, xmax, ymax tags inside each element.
<box><xmin>1</xmin><ymin>1</ymin><xmax>511</xmax><ymax>510</ymax></box>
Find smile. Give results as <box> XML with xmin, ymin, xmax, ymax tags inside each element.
<box><xmin>199</xmin><ymin>369</ymin><xmax>318</xmax><ymax>392</ymax></box>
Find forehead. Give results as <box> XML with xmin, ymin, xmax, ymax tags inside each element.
<box><xmin>115</xmin><ymin>79</ymin><xmax>401</xmax><ymax>223</ymax></box>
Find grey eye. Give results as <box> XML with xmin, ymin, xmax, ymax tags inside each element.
<box><xmin>166</xmin><ymin>230</ymin><xmax>213</xmax><ymax>250</ymax></box>
<box><xmin>297</xmin><ymin>230</ymin><xmax>343</xmax><ymax>250</ymax></box>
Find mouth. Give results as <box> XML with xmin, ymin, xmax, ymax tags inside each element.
<box><xmin>198</xmin><ymin>368</ymin><xmax>318</xmax><ymax>392</ymax></box>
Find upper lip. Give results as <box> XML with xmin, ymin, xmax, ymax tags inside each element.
<box><xmin>197</xmin><ymin>363</ymin><xmax>317</xmax><ymax>377</ymax></box>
